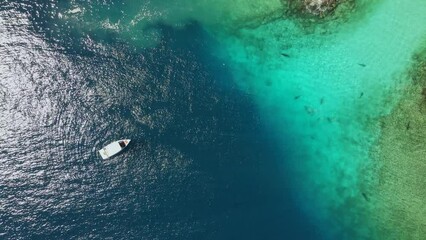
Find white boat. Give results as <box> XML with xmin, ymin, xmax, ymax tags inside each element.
<box><xmin>98</xmin><ymin>139</ymin><xmax>131</xmax><ymax>159</ymax></box>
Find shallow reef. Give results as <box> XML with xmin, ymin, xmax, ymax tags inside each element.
<box><xmin>56</xmin><ymin>0</ymin><xmax>365</xmax><ymax>45</ymax></box>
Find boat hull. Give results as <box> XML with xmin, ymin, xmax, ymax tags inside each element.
<box><xmin>98</xmin><ymin>139</ymin><xmax>130</xmax><ymax>159</ymax></box>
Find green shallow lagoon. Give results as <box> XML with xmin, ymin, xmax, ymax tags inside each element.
<box><xmin>370</xmin><ymin>49</ymin><xmax>426</xmax><ymax>239</ymax></box>
<box><xmin>56</xmin><ymin>0</ymin><xmax>426</xmax><ymax>238</ymax></box>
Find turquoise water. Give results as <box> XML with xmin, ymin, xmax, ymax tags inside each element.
<box><xmin>213</xmin><ymin>0</ymin><xmax>426</xmax><ymax>238</ymax></box>
<box><xmin>218</xmin><ymin>1</ymin><xmax>426</xmax><ymax>232</ymax></box>
<box><xmin>214</xmin><ymin>0</ymin><xmax>426</xmax><ymax>238</ymax></box>
<box><xmin>2</xmin><ymin>0</ymin><xmax>426</xmax><ymax>239</ymax></box>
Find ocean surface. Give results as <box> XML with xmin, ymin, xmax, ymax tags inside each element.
<box><xmin>0</xmin><ymin>1</ymin><xmax>319</xmax><ymax>239</ymax></box>
<box><xmin>1</xmin><ymin>0</ymin><xmax>426</xmax><ymax>239</ymax></box>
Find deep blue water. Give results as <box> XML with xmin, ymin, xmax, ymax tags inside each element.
<box><xmin>0</xmin><ymin>2</ymin><xmax>322</xmax><ymax>239</ymax></box>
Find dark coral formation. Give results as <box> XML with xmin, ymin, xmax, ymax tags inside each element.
<box><xmin>285</xmin><ymin>0</ymin><xmax>355</xmax><ymax>18</ymax></box>
<box><xmin>304</xmin><ymin>0</ymin><xmax>339</xmax><ymax>15</ymax></box>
